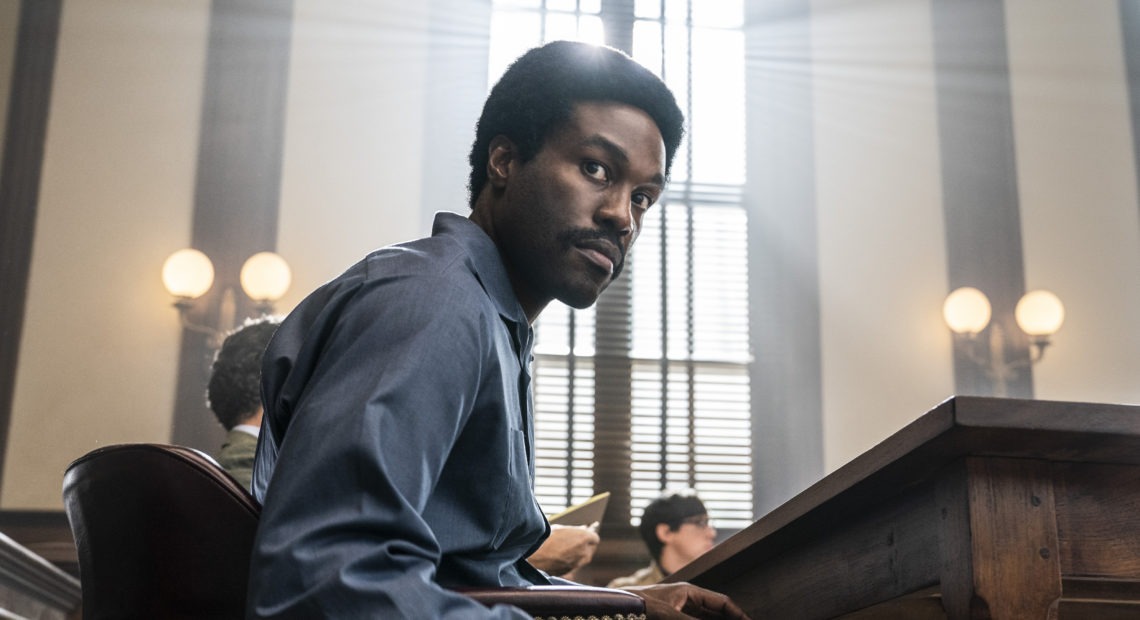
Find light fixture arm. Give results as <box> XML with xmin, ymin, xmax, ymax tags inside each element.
<box><xmin>955</xmin><ymin>327</ymin><xmax>1056</xmax><ymax>398</ymax></box>
<box><xmin>171</xmin><ymin>287</ymin><xmax>238</xmax><ymax>350</ymax></box>
<box><xmin>172</xmin><ymin>299</ymin><xmax>220</xmax><ymax>337</ymax></box>
<box><xmin>955</xmin><ymin>323</ymin><xmax>1051</xmax><ymax>397</ymax></box>
<box><xmin>1027</xmin><ymin>336</ymin><xmax>1051</xmax><ymax>365</ymax></box>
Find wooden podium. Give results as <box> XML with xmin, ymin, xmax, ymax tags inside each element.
<box><xmin>668</xmin><ymin>396</ymin><xmax>1140</xmax><ymax>619</ymax></box>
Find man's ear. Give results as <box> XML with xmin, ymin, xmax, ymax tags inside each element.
<box><xmin>487</xmin><ymin>135</ymin><xmax>516</xmax><ymax>189</ymax></box>
<box><xmin>655</xmin><ymin>523</ymin><xmax>674</xmax><ymax>546</ymax></box>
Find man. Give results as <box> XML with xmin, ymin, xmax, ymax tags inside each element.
<box><xmin>248</xmin><ymin>40</ymin><xmax>747</xmax><ymax>619</ymax></box>
<box><xmin>205</xmin><ymin>315</ymin><xmax>281</xmax><ymax>490</ymax></box>
<box><xmin>209</xmin><ymin>314</ymin><xmax>597</xmax><ymax>576</ymax></box>
<box><xmin>609</xmin><ymin>492</ymin><xmax>717</xmax><ymax>588</ymax></box>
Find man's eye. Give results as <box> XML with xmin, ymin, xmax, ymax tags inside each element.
<box><xmin>632</xmin><ymin>193</ymin><xmax>654</xmax><ymax>210</ymax></box>
<box><xmin>582</xmin><ymin>161</ymin><xmax>608</xmax><ymax>182</ymax></box>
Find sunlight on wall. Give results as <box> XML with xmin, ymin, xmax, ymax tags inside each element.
<box><xmin>4</xmin><ymin>0</ymin><xmax>211</xmax><ymax>508</ymax></box>
<box><xmin>1006</xmin><ymin>0</ymin><xmax>1140</xmax><ymax>407</ymax></box>
<box><xmin>276</xmin><ymin>1</ymin><xmax>433</xmax><ymax>313</ymax></box>
<box><xmin>811</xmin><ymin>0</ymin><xmax>953</xmax><ymax>471</ymax></box>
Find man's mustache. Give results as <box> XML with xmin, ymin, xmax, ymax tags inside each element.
<box><xmin>559</xmin><ymin>228</ymin><xmax>627</xmax><ymax>279</ymax></box>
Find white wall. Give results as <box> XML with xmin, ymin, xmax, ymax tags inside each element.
<box><xmin>5</xmin><ymin>0</ymin><xmax>211</xmax><ymax>508</ymax></box>
<box><xmin>811</xmin><ymin>0</ymin><xmax>953</xmax><ymax>470</ymax></box>
<box><xmin>3</xmin><ymin>0</ymin><xmax>441</xmax><ymax>509</ymax></box>
<box><xmin>276</xmin><ymin>1</ymin><xmax>433</xmax><ymax>312</ymax></box>
<box><xmin>802</xmin><ymin>0</ymin><xmax>1140</xmax><ymax>475</ymax></box>
<box><xmin>1006</xmin><ymin>0</ymin><xmax>1140</xmax><ymax>406</ymax></box>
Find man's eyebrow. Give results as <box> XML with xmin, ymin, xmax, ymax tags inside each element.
<box><xmin>579</xmin><ymin>134</ymin><xmax>665</xmax><ymax>188</ymax></box>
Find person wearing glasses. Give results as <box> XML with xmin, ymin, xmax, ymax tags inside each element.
<box><xmin>608</xmin><ymin>491</ymin><xmax>717</xmax><ymax>588</ymax></box>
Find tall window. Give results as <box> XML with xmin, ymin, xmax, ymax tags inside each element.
<box><xmin>489</xmin><ymin>0</ymin><xmax>751</xmax><ymax>530</ymax></box>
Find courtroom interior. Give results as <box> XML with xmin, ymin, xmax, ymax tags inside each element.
<box><xmin>0</xmin><ymin>0</ymin><xmax>1138</xmax><ymax>617</ymax></box>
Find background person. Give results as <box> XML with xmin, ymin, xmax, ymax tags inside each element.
<box><xmin>608</xmin><ymin>492</ymin><xmax>716</xmax><ymax>588</ymax></box>
<box><xmin>205</xmin><ymin>315</ymin><xmax>281</xmax><ymax>490</ymax></box>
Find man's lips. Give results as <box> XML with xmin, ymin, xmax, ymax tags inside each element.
<box><xmin>577</xmin><ymin>246</ymin><xmax>615</xmax><ymax>275</ymax></box>
<box><xmin>561</xmin><ymin>228</ymin><xmax>626</xmax><ymax>278</ymax></box>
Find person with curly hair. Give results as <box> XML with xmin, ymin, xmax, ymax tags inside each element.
<box><xmin>206</xmin><ymin>315</ymin><xmax>281</xmax><ymax>490</ymax></box>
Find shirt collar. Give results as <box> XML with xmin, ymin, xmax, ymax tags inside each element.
<box><xmin>232</xmin><ymin>424</ymin><xmax>260</xmax><ymax>438</ymax></box>
<box><xmin>431</xmin><ymin>211</ymin><xmax>530</xmax><ymax>334</ymax></box>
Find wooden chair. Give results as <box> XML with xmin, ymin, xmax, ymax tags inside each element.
<box><xmin>62</xmin><ymin>443</ymin><xmax>645</xmax><ymax>620</ymax></box>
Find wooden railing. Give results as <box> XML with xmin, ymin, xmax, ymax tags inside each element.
<box><xmin>0</xmin><ymin>528</ymin><xmax>80</xmax><ymax>619</ymax></box>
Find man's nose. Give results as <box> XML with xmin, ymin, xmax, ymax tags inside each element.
<box><xmin>596</xmin><ymin>191</ymin><xmax>634</xmax><ymax>238</ymax></box>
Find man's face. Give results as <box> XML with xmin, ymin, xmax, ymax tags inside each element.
<box><xmin>668</xmin><ymin>514</ymin><xmax>717</xmax><ymax>565</ymax></box>
<box><xmin>488</xmin><ymin>101</ymin><xmax>667</xmax><ymax>320</ymax></box>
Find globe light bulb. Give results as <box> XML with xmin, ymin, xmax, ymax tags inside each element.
<box><xmin>240</xmin><ymin>251</ymin><xmax>292</xmax><ymax>302</ymax></box>
<box><xmin>943</xmin><ymin>287</ymin><xmax>991</xmax><ymax>335</ymax></box>
<box><xmin>162</xmin><ymin>249</ymin><xmax>214</xmax><ymax>299</ymax></box>
<box><xmin>1016</xmin><ymin>290</ymin><xmax>1065</xmax><ymax>337</ymax></box>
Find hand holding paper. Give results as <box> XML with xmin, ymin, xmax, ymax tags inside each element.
<box><xmin>529</xmin><ymin>492</ymin><xmax>611</xmax><ymax>578</ymax></box>
<box><xmin>527</xmin><ymin>523</ymin><xmax>600</xmax><ymax>578</ymax></box>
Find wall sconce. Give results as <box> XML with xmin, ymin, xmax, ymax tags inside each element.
<box><xmin>162</xmin><ymin>248</ymin><xmax>291</xmax><ymax>347</ymax></box>
<box><xmin>942</xmin><ymin>286</ymin><xmax>1065</xmax><ymax>396</ymax></box>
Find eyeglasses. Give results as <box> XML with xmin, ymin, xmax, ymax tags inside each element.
<box><xmin>679</xmin><ymin>515</ymin><xmax>713</xmax><ymax>530</ymax></box>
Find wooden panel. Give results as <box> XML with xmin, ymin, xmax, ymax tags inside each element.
<box><xmin>935</xmin><ymin>460</ymin><xmax>971</xmax><ymax>619</ymax></box>
<box><xmin>839</xmin><ymin>590</ymin><xmax>1140</xmax><ymax>620</ymax></box>
<box><xmin>1054</xmin><ymin>463</ymin><xmax>1140</xmax><ymax>578</ymax></box>
<box><xmin>1062</xmin><ymin>577</ymin><xmax>1140</xmax><ymax>603</ymax></box>
<box><xmin>1058</xmin><ymin>602</ymin><xmax>1140</xmax><ymax>619</ymax></box>
<box><xmin>938</xmin><ymin>457</ymin><xmax>1063</xmax><ymax>619</ymax></box>
<box><xmin>676</xmin><ymin>397</ymin><xmax>1140</xmax><ymax>590</ymax></box>
<box><xmin>837</xmin><ymin>588</ymin><xmax>945</xmax><ymax>620</ymax></box>
<box><xmin>670</xmin><ymin>397</ymin><xmax>1140</xmax><ymax>619</ymax></box>
<box><xmin>709</xmin><ymin>481</ymin><xmax>942</xmax><ymax>619</ymax></box>
<box><xmin>964</xmin><ymin>457</ymin><xmax>1061</xmax><ymax>618</ymax></box>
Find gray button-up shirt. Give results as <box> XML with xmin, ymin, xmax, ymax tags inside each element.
<box><xmin>249</xmin><ymin>212</ymin><xmax>548</xmax><ymax>618</ymax></box>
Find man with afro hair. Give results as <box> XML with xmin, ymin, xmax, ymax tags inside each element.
<box><xmin>247</xmin><ymin>40</ymin><xmax>746</xmax><ymax>619</ymax></box>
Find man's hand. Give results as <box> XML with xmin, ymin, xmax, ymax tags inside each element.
<box><xmin>527</xmin><ymin>523</ymin><xmax>600</xmax><ymax>578</ymax></box>
<box><xmin>624</xmin><ymin>582</ymin><xmax>751</xmax><ymax>620</ymax></box>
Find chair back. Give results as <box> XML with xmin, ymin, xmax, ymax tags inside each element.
<box><xmin>62</xmin><ymin>443</ymin><xmax>259</xmax><ymax>620</ymax></box>
<box><xmin>62</xmin><ymin>443</ymin><xmax>644</xmax><ymax>620</ymax></box>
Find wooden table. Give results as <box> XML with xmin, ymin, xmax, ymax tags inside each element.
<box><xmin>668</xmin><ymin>396</ymin><xmax>1140</xmax><ymax>619</ymax></box>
